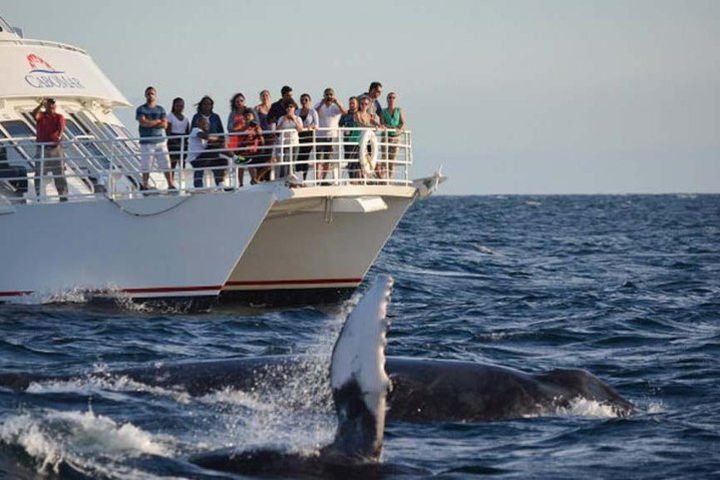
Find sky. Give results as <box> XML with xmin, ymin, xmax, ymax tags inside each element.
<box><xmin>4</xmin><ymin>0</ymin><xmax>719</xmax><ymax>194</ymax></box>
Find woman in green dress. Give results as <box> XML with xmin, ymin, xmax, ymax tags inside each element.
<box><xmin>379</xmin><ymin>92</ymin><xmax>406</xmax><ymax>179</ymax></box>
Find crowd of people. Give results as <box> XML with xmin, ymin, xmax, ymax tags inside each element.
<box><xmin>136</xmin><ymin>81</ymin><xmax>407</xmax><ymax>189</ymax></box>
<box><xmin>2</xmin><ymin>82</ymin><xmax>407</xmax><ymax>200</ymax></box>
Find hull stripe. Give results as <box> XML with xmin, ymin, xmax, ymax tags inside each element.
<box><xmin>0</xmin><ymin>285</ymin><xmax>221</xmax><ymax>297</ymax></box>
<box><xmin>224</xmin><ymin>278</ymin><xmax>362</xmax><ymax>287</ymax></box>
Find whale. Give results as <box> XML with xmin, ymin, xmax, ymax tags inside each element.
<box><xmin>3</xmin><ymin>357</ymin><xmax>630</xmax><ymax>421</ymax></box>
<box><xmin>0</xmin><ymin>328</ymin><xmax>633</xmax><ymax>423</ymax></box>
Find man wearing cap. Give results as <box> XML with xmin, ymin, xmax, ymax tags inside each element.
<box><xmin>31</xmin><ymin>98</ymin><xmax>68</xmax><ymax>201</ymax></box>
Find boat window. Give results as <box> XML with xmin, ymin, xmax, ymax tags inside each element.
<box><xmin>65</xmin><ymin>113</ymin><xmax>111</xmax><ymax>169</ymax></box>
<box><xmin>0</xmin><ymin>128</ymin><xmax>33</xmax><ymax>168</ymax></box>
<box><xmin>1</xmin><ymin>120</ymin><xmax>35</xmax><ymax>141</ymax></box>
<box><xmin>64</xmin><ymin>118</ymin><xmax>85</xmax><ymax>138</ymax></box>
<box><xmin>21</xmin><ymin>113</ymin><xmax>37</xmax><ymax>130</ymax></box>
<box><xmin>100</xmin><ymin>122</ymin><xmax>138</xmax><ymax>161</ymax></box>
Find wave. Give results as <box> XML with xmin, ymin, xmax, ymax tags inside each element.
<box><xmin>26</xmin><ymin>375</ymin><xmax>192</xmax><ymax>404</ymax></box>
<box><xmin>0</xmin><ymin>408</ymin><xmax>173</xmax><ymax>475</ymax></box>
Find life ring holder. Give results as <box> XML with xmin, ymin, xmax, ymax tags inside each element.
<box><xmin>359</xmin><ymin>130</ymin><xmax>378</xmax><ymax>176</ymax></box>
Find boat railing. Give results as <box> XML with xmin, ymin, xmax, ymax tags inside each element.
<box><xmin>0</xmin><ymin>126</ymin><xmax>413</xmax><ymax>204</ymax></box>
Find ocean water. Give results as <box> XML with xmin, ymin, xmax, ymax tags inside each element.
<box><xmin>0</xmin><ymin>195</ymin><xmax>718</xmax><ymax>479</ymax></box>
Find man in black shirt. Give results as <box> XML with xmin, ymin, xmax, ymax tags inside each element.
<box><xmin>266</xmin><ymin>85</ymin><xmax>294</xmax><ymax>128</ymax></box>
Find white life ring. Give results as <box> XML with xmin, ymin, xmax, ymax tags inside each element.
<box><xmin>359</xmin><ymin>130</ymin><xmax>378</xmax><ymax>176</ymax></box>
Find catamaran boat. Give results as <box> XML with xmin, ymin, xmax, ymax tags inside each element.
<box><xmin>0</xmin><ymin>15</ymin><xmax>444</xmax><ymax>307</ymax></box>
<box><xmin>0</xmin><ymin>16</ymin><xmax>284</xmax><ymax>306</ymax></box>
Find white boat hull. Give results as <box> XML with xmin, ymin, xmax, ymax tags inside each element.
<box><xmin>221</xmin><ymin>185</ymin><xmax>416</xmax><ymax>304</ymax></box>
<box><xmin>0</xmin><ymin>189</ymin><xmax>278</xmax><ymax>303</ymax></box>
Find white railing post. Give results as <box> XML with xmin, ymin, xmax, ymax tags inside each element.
<box><xmin>39</xmin><ymin>143</ymin><xmax>45</xmax><ymax>202</ymax></box>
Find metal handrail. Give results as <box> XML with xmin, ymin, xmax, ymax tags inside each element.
<box><xmin>0</xmin><ymin>126</ymin><xmax>413</xmax><ymax>204</ymax></box>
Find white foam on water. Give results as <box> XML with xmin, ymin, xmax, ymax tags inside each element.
<box><xmin>201</xmin><ymin>357</ymin><xmax>337</xmax><ymax>455</ymax></box>
<box><xmin>645</xmin><ymin>401</ymin><xmax>665</xmax><ymax>414</ymax></box>
<box><xmin>554</xmin><ymin>397</ymin><xmax>623</xmax><ymax>418</ymax></box>
<box><xmin>198</xmin><ymin>387</ymin><xmax>271</xmax><ymax>411</ymax></box>
<box><xmin>0</xmin><ymin>408</ymin><xmax>174</xmax><ymax>475</ymax></box>
<box><xmin>7</xmin><ymin>288</ymin><xmax>90</xmax><ymax>305</ymax></box>
<box><xmin>193</xmin><ymin>291</ymin><xmax>366</xmax><ymax>455</ymax></box>
<box><xmin>26</xmin><ymin>375</ymin><xmax>192</xmax><ymax>404</ymax></box>
<box><xmin>474</xmin><ymin>244</ymin><xmax>497</xmax><ymax>255</ymax></box>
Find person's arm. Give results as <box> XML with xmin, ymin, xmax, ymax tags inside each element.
<box><xmin>51</xmin><ymin>115</ymin><xmax>66</xmax><ymax>143</ymax></box>
<box><xmin>398</xmin><ymin>108</ymin><xmax>406</xmax><ymax>132</ymax></box>
<box><xmin>334</xmin><ymin>100</ymin><xmax>347</xmax><ymax>115</ymax></box>
<box><xmin>137</xmin><ymin>112</ymin><xmax>164</xmax><ymax>128</ymax></box>
<box><xmin>294</xmin><ymin>117</ymin><xmax>303</xmax><ymax>133</ymax></box>
<box><xmin>216</xmin><ymin>114</ymin><xmax>225</xmax><ymax>134</ymax></box>
<box><xmin>31</xmin><ymin>99</ymin><xmax>45</xmax><ymax>121</ymax></box>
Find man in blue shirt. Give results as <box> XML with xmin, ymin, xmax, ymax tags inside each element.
<box><xmin>136</xmin><ymin>86</ymin><xmax>175</xmax><ymax>190</ymax></box>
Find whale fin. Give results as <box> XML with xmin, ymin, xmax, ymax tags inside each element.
<box><xmin>191</xmin><ymin>275</ymin><xmax>395</xmax><ymax>474</ymax></box>
<box><xmin>323</xmin><ymin>274</ymin><xmax>394</xmax><ymax>462</ymax></box>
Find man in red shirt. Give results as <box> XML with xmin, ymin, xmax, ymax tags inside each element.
<box><xmin>32</xmin><ymin>98</ymin><xmax>68</xmax><ymax>201</ymax></box>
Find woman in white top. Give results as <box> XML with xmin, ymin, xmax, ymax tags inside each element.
<box><xmin>296</xmin><ymin>93</ymin><xmax>319</xmax><ymax>179</ymax></box>
<box><xmin>165</xmin><ymin>97</ymin><xmax>190</xmax><ymax>183</ymax></box>
<box><xmin>274</xmin><ymin>101</ymin><xmax>303</xmax><ymax>178</ymax></box>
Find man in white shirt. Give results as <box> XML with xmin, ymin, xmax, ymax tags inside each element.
<box><xmin>314</xmin><ymin>88</ymin><xmax>347</xmax><ymax>181</ymax></box>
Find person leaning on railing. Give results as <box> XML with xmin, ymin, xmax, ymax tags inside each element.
<box><xmin>351</xmin><ymin>95</ymin><xmax>381</xmax><ymax>179</ymax></box>
<box><xmin>31</xmin><ymin>98</ymin><xmax>68</xmax><ymax>201</ymax></box>
<box><xmin>253</xmin><ymin>90</ymin><xmax>273</xmax><ymax>182</ymax></box>
<box><xmin>275</xmin><ymin>100</ymin><xmax>303</xmax><ymax>179</ymax></box>
<box><xmin>296</xmin><ymin>93</ymin><xmax>319</xmax><ymax>181</ymax></box>
<box><xmin>378</xmin><ymin>92</ymin><xmax>406</xmax><ymax>179</ymax></box>
<box><xmin>235</xmin><ymin>110</ymin><xmax>265</xmax><ymax>185</ymax></box>
<box><xmin>359</xmin><ymin>81</ymin><xmax>383</xmax><ymax>117</ymax></box>
<box><xmin>315</xmin><ymin>88</ymin><xmax>347</xmax><ymax>182</ymax></box>
<box><xmin>339</xmin><ymin>96</ymin><xmax>360</xmax><ymax>178</ymax></box>
<box><xmin>166</xmin><ymin>97</ymin><xmax>190</xmax><ymax>185</ymax></box>
<box><xmin>187</xmin><ymin>116</ymin><xmax>226</xmax><ymax>188</ymax></box>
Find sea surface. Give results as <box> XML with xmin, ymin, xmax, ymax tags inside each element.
<box><xmin>1</xmin><ymin>195</ymin><xmax>718</xmax><ymax>479</ymax></box>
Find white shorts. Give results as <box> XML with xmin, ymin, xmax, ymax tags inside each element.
<box><xmin>140</xmin><ymin>142</ymin><xmax>170</xmax><ymax>173</ymax></box>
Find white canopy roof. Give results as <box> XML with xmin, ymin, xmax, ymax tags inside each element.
<box><xmin>0</xmin><ymin>37</ymin><xmax>130</xmax><ymax>107</ymax></box>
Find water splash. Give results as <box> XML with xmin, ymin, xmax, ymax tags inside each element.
<box><xmin>7</xmin><ymin>288</ymin><xmax>90</xmax><ymax>305</ymax></box>
<box><xmin>0</xmin><ymin>408</ymin><xmax>174</xmax><ymax>475</ymax></box>
<box><xmin>194</xmin><ymin>293</ymin><xmax>362</xmax><ymax>455</ymax></box>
